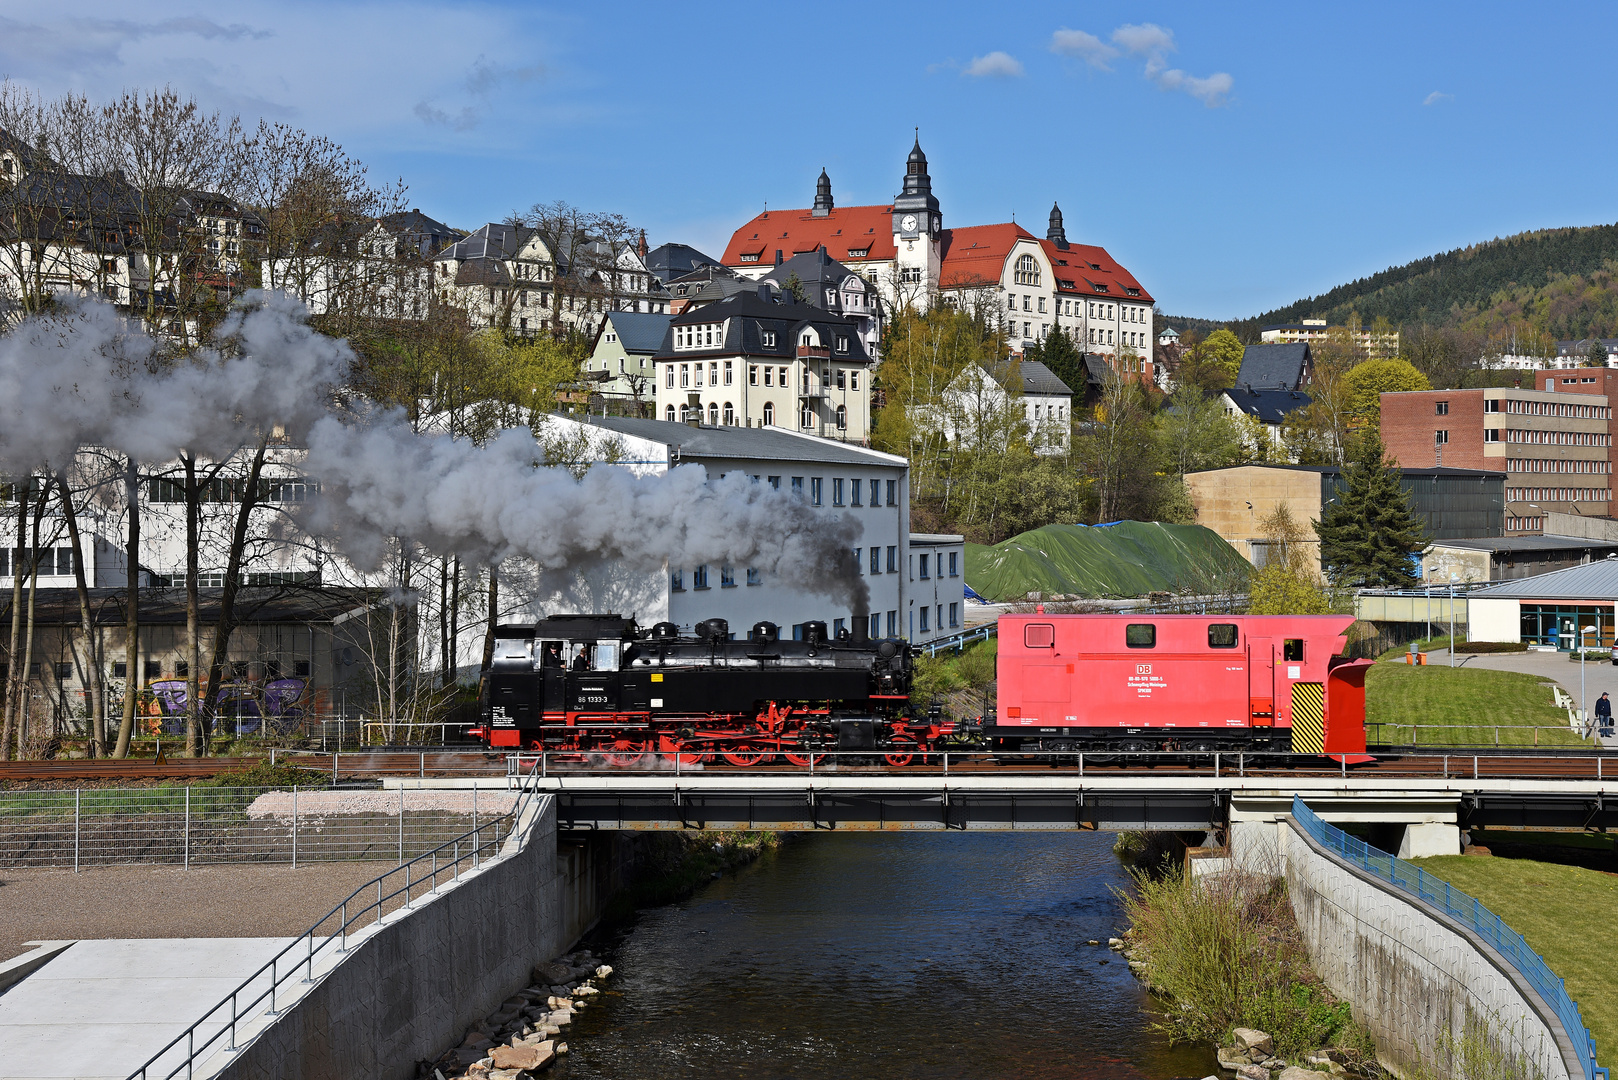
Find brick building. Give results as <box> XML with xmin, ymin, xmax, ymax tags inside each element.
<box><xmin>1380</xmin><ymin>388</ymin><xmax>1613</xmax><ymax>534</ymax></box>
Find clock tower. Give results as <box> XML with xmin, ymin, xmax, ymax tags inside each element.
<box><xmin>891</xmin><ymin>135</ymin><xmax>942</xmax><ymax>302</ymax></box>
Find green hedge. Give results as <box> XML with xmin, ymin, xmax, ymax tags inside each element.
<box><xmin>1452</xmin><ymin>641</ymin><xmax>1530</xmax><ymax>654</ymax></box>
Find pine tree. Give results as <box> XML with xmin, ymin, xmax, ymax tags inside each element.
<box><xmin>1588</xmin><ymin>338</ymin><xmax>1608</xmax><ymax>365</ymax></box>
<box><xmin>1314</xmin><ymin>433</ymin><xmax>1427</xmax><ymax>588</ymax></box>
<box><xmin>1037</xmin><ymin>327</ymin><xmax>1086</xmax><ymax>398</ymax></box>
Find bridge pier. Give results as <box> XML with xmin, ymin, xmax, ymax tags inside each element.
<box><xmin>1224</xmin><ymin>794</ymin><xmax>1461</xmax><ymax>873</ymax></box>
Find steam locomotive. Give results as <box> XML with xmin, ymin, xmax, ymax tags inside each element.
<box><xmin>471</xmin><ymin>612</ymin><xmax>1372</xmax><ymax>763</ymax></box>
<box><xmin>472</xmin><ymin>614</ymin><xmax>946</xmax><ymax>765</ymax></box>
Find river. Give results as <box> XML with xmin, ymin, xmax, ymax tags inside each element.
<box><xmin>555</xmin><ymin>831</ymin><xmax>1218</xmax><ymax>1079</ymax></box>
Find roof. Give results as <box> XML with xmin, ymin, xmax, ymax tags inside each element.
<box><xmin>1222</xmin><ymin>386</ymin><xmax>1312</xmax><ymax>424</ymax></box>
<box><xmin>657</xmin><ymin>290</ymin><xmax>868</xmax><ymax>362</ymax></box>
<box><xmin>938</xmin><ymin>223</ymin><xmax>1037</xmax><ymax>287</ymax></box>
<box><xmin>1038</xmin><ymin>239</ymin><xmax>1154</xmax><ymax>303</ymax></box>
<box><xmin>577</xmin><ymin>415</ymin><xmax>907</xmax><ymax>468</ymax></box>
<box><xmin>1470</xmin><ymin>559</ymin><xmax>1618</xmax><ymax>600</ymax></box>
<box><xmin>910</xmin><ymin>533</ymin><xmax>966</xmax><ymax>544</ymax></box>
<box><xmin>646</xmin><ymin>243</ymin><xmax>721</xmax><ymax>283</ymax></box>
<box><xmin>1430</xmin><ymin>535</ymin><xmax>1618</xmax><ymax>554</ymax></box>
<box><xmin>762</xmin><ymin>248</ymin><xmax>869</xmax><ymax>297</ymax></box>
<box><xmin>722</xmin><ymin>205</ymin><xmax>897</xmax><ymax>266</ymax></box>
<box><xmin>1236</xmin><ymin>342</ymin><xmax>1311</xmax><ymax>391</ymax></box>
<box><xmin>437</xmin><ymin>222</ymin><xmax>538</xmax><ymax>265</ymax></box>
<box><xmin>0</xmin><ymin>587</ymin><xmax>375</xmax><ymax>627</ymax></box>
<box><xmin>603</xmin><ymin>311</ymin><xmax>675</xmax><ymax>354</ymax></box>
<box><xmin>1185</xmin><ymin>463</ymin><xmax>1507</xmax><ymax>479</ymax></box>
<box><xmin>988</xmin><ymin>359</ymin><xmax>1073</xmax><ymax>397</ymax></box>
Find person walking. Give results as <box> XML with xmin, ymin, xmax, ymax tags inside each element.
<box><xmin>1597</xmin><ymin>692</ymin><xmax>1613</xmax><ymax>738</ymax></box>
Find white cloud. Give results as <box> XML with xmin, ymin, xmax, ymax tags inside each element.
<box><xmin>416</xmin><ymin>55</ymin><xmax>545</xmax><ymax>131</ymax></box>
<box><xmin>963</xmin><ymin>51</ymin><xmax>1025</xmax><ymax>78</ymax></box>
<box><xmin>1423</xmin><ymin>90</ymin><xmax>1454</xmax><ymax>106</ymax></box>
<box><xmin>1049</xmin><ymin>29</ymin><xmax>1118</xmax><ymax>70</ymax></box>
<box><xmin>1109</xmin><ymin>22</ymin><xmax>1233</xmax><ymax>107</ymax></box>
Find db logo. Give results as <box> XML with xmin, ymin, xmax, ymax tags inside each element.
<box><xmin>1136</xmin><ymin>664</ymin><xmax>1151</xmax><ymax>675</ymax></box>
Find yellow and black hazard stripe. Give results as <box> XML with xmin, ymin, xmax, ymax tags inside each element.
<box><xmin>1290</xmin><ymin>682</ymin><xmax>1324</xmax><ymax>755</ymax></box>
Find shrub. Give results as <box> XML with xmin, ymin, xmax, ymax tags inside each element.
<box><xmin>197</xmin><ymin>761</ymin><xmax>330</xmax><ymax>789</ymax></box>
<box><xmin>1454</xmin><ymin>642</ymin><xmax>1530</xmax><ymax>654</ymax></box>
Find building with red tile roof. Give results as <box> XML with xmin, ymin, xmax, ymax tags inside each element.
<box><xmin>720</xmin><ymin>140</ymin><xmax>1154</xmax><ymax>380</ymax></box>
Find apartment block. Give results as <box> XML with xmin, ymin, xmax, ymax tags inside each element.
<box><xmin>1381</xmin><ymin>388</ymin><xmax>1612</xmax><ymax>534</ymax></box>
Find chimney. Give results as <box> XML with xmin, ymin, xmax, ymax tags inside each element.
<box><xmin>775</xmin><ymin>249</ymin><xmax>783</xmax><ymax>266</ymax></box>
<box><xmin>757</xmin><ymin>283</ymin><xmax>773</xmax><ymax>302</ymax></box>
<box><xmin>686</xmin><ymin>392</ymin><xmax>702</xmax><ymax>426</ymax></box>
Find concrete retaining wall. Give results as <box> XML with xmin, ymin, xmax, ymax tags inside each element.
<box><xmin>214</xmin><ymin>795</ymin><xmax>565</xmax><ymax>1080</ymax></box>
<box><xmin>1282</xmin><ymin>817</ymin><xmax>1583</xmax><ymax>1080</ymax></box>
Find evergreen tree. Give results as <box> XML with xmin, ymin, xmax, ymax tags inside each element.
<box><xmin>1588</xmin><ymin>338</ymin><xmax>1608</xmax><ymax>365</ymax></box>
<box><xmin>1313</xmin><ymin>433</ymin><xmax>1427</xmax><ymax>588</ymax></box>
<box><xmin>1035</xmin><ymin>328</ymin><xmax>1085</xmax><ymax>398</ymax></box>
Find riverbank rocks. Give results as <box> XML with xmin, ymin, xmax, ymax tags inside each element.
<box><xmin>530</xmin><ymin>961</ymin><xmax>571</xmax><ymax>985</ymax></box>
<box><xmin>1217</xmin><ymin>1047</ymin><xmax>1251</xmax><ymax>1069</ymax></box>
<box><xmin>1235</xmin><ymin>1065</ymin><xmax>1271</xmax><ymax>1080</ymax></box>
<box><xmin>1107</xmin><ymin>937</ymin><xmax>1125</xmax><ymax>950</ymax></box>
<box><xmin>1233</xmin><ymin>1029</ymin><xmax>1274</xmax><ymax>1056</ymax></box>
<box><xmin>491</xmin><ymin>1041</ymin><xmax>554</xmax><ymax>1071</ymax></box>
<box><xmin>431</xmin><ymin>951</ymin><xmax>613</xmax><ymax>1078</ymax></box>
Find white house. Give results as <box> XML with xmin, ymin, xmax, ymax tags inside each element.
<box><xmin>584</xmin><ymin>310</ymin><xmax>673</xmax><ymax>407</ymax></box>
<box><xmin>929</xmin><ymin>359</ymin><xmax>1074</xmax><ymax>455</ymax></box>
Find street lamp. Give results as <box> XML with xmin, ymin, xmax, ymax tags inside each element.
<box><xmin>1449</xmin><ymin>573</ymin><xmax>1458</xmax><ymax>667</ymax></box>
<box><xmin>1582</xmin><ymin>624</ymin><xmax>1599</xmax><ymax>736</ymax></box>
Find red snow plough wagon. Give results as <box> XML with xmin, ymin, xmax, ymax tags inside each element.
<box><xmin>471</xmin><ymin>612</ymin><xmax>1372</xmax><ymax>763</ymax></box>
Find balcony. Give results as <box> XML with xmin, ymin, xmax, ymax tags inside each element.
<box><xmin>797</xmin><ymin>345</ymin><xmax>830</xmax><ymax>359</ymax></box>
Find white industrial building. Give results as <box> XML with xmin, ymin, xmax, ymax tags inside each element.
<box><xmin>1466</xmin><ymin>559</ymin><xmax>1618</xmax><ymax>651</ymax></box>
<box><xmin>531</xmin><ymin>414</ymin><xmax>964</xmax><ymax>644</ymax></box>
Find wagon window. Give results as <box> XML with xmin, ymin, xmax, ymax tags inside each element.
<box><xmin>1283</xmin><ymin>638</ymin><xmax>1304</xmax><ymax>662</ymax></box>
<box><xmin>1024</xmin><ymin>623</ymin><xmax>1055</xmax><ymax>648</ymax></box>
<box><xmin>1208</xmin><ymin>624</ymin><xmax>1239</xmax><ymax>648</ymax></box>
<box><xmin>1126</xmin><ymin>624</ymin><xmax>1156</xmax><ymax>649</ymax></box>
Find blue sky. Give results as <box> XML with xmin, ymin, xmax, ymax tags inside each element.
<box><xmin>2</xmin><ymin>1</ymin><xmax>1613</xmax><ymax>319</ymax></box>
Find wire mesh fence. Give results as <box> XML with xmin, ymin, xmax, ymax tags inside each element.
<box><xmin>0</xmin><ymin>786</ymin><xmax>520</xmax><ymax>870</ymax></box>
<box><xmin>1291</xmin><ymin>796</ymin><xmax>1607</xmax><ymax>1080</ymax></box>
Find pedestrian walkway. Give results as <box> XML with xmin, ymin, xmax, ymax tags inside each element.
<box><xmin>0</xmin><ymin>938</ymin><xmax>293</xmax><ymax>1080</ymax></box>
<box><xmin>1424</xmin><ymin>647</ymin><xmax>1618</xmax><ymax>750</ymax></box>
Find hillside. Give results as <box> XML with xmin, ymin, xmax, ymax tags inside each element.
<box><xmin>1167</xmin><ymin>222</ymin><xmax>1618</xmax><ymax>343</ymax></box>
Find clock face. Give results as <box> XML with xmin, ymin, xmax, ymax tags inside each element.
<box><xmin>900</xmin><ymin>214</ymin><xmax>918</xmax><ymax>233</ymax></box>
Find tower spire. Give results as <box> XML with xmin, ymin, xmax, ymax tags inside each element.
<box><xmin>1047</xmin><ymin>202</ymin><xmax>1067</xmax><ymax>247</ymax></box>
<box><xmin>813</xmin><ymin>167</ymin><xmax>833</xmax><ymax>216</ymax></box>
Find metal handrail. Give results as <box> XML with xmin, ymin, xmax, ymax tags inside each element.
<box><xmin>126</xmin><ymin>762</ymin><xmax>543</xmax><ymax>1080</ymax></box>
<box><xmin>1291</xmin><ymin>797</ymin><xmax>1608</xmax><ymax>1080</ymax></box>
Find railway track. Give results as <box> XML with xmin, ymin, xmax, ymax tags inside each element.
<box><xmin>1</xmin><ymin>749</ymin><xmax>1612</xmax><ymax>783</ymax></box>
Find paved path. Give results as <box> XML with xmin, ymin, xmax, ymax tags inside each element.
<box><xmin>0</xmin><ymin>938</ymin><xmax>294</xmax><ymax>1080</ymax></box>
<box><xmin>1420</xmin><ymin>648</ymin><xmax>1618</xmax><ymax>750</ymax></box>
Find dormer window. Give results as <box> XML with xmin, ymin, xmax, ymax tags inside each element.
<box><xmin>1014</xmin><ymin>254</ymin><xmax>1041</xmax><ymax>286</ymax></box>
<box><xmin>761</xmin><ymin>330</ymin><xmax>777</xmax><ymax>348</ymax></box>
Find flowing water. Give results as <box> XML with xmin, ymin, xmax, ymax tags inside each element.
<box><xmin>555</xmin><ymin>831</ymin><xmax>1218</xmax><ymax>1079</ymax></box>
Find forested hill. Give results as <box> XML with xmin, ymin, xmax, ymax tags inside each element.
<box><xmin>1161</xmin><ymin>222</ymin><xmax>1618</xmax><ymax>342</ymax></box>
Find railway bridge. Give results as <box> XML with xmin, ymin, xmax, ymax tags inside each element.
<box><xmin>373</xmin><ymin>749</ymin><xmax>1618</xmax><ymax>864</ymax></box>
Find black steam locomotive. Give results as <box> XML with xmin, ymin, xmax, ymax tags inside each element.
<box><xmin>472</xmin><ymin>613</ymin><xmax>946</xmax><ymax>765</ymax></box>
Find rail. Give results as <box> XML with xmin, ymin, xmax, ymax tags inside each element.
<box><xmin>1291</xmin><ymin>797</ymin><xmax>1608</xmax><ymax>1080</ymax></box>
<box><xmin>1365</xmin><ymin>721</ymin><xmax>1594</xmax><ymax>748</ymax></box>
<box><xmin>504</xmin><ymin>747</ymin><xmax>1618</xmax><ymax>781</ymax></box>
<box><xmin>919</xmin><ymin>623</ymin><xmax>997</xmax><ymax>655</ymax></box>
<box><xmin>125</xmin><ymin>760</ymin><xmax>543</xmax><ymax>1080</ymax></box>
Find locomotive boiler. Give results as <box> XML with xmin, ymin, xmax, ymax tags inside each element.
<box><xmin>473</xmin><ymin>613</ymin><xmax>948</xmax><ymax>765</ymax></box>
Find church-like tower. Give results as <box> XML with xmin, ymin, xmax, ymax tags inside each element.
<box><xmin>892</xmin><ymin>136</ymin><xmax>942</xmax><ymax>295</ymax></box>
<box><xmin>812</xmin><ymin>168</ymin><xmax>834</xmax><ymax>217</ymax></box>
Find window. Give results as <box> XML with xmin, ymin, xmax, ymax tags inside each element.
<box><xmin>887</xmin><ymin>610</ymin><xmax>898</xmax><ymax>638</ymax></box>
<box><xmin>1024</xmin><ymin>623</ymin><xmax>1055</xmax><ymax>648</ymax></box>
<box><xmin>1014</xmin><ymin>254</ymin><xmax>1041</xmax><ymax>286</ymax></box>
<box><xmin>887</xmin><ymin>545</ymin><xmax>898</xmax><ymax>572</ymax></box>
<box><xmin>833</xmin><ymin>479</ymin><xmax>845</xmax><ymax>506</ymax></box>
<box><xmin>870</xmin><ymin>613</ymin><xmax>882</xmax><ymax>638</ymax></box>
<box><xmin>850</xmin><ymin>371</ymin><xmax>859</xmax><ymax>390</ymax></box>
<box><xmin>871</xmin><ymin>547</ymin><xmax>881</xmax><ymax>573</ymax></box>
<box><xmin>145</xmin><ymin>661</ymin><xmax>162</xmax><ymax>680</ymax></box>
<box><xmin>762</xmin><ymin>331</ymin><xmax>776</xmax><ymax>348</ymax></box>
<box><xmin>948</xmin><ymin>603</ymin><xmax>959</xmax><ymax>628</ymax></box>
<box><xmin>836</xmin><ymin>336</ymin><xmax>849</xmax><ymax>354</ymax></box>
<box><xmin>665</xmin><ymin>405</ymin><xmax>675</xmax><ymax>422</ymax></box>
<box><xmin>918</xmin><ymin>554</ymin><xmax>930</xmax><ymax>578</ymax></box>
<box><xmin>1435</xmin><ymin>430</ymin><xmax>1449</xmax><ymax>445</ymax></box>
<box><xmin>708</xmin><ymin>402</ymin><xmax>719</xmax><ymax>425</ymax></box>
<box><xmin>723</xmin><ymin>402</ymin><xmax>735</xmax><ymax>425</ymax></box>
<box><xmin>1485</xmin><ymin>429</ymin><xmax>1500</xmax><ymax>443</ymax></box>
<box><xmin>948</xmin><ymin>552</ymin><xmax>959</xmax><ymax>577</ymax></box>
<box><xmin>1022</xmin><ymin>295</ymin><xmax>1031</xmax><ymax>312</ymax></box>
<box><xmin>679</xmin><ymin>363</ymin><xmax>690</xmax><ymax>388</ymax></box>
<box><xmin>747</xmin><ymin>568</ymin><xmax>761</xmax><ymax>585</ymax></box>
<box><xmin>870</xmin><ymin>477</ymin><xmax>883</xmax><ymax>508</ymax></box>
<box><xmin>665</xmin><ymin>367</ymin><xmax>675</xmax><ymax>389</ymax></box>
<box><xmin>851</xmin><ymin>479</ymin><xmax>863</xmax><ymax>506</ymax></box>
<box><xmin>693</xmin><ymin>565</ymin><xmax>709</xmax><ymax>589</ymax></box>
<box><xmin>763</xmin><ymin>366</ymin><xmax>773</xmax><ymax>386</ymax></box>
<box><xmin>800</xmin><ymin>402</ymin><xmax>814</xmax><ymax>428</ymax></box>
<box><xmin>1283</xmin><ymin>639</ymin><xmax>1304</xmax><ymax>662</ymax></box>
<box><xmin>792</xmin><ymin>476</ymin><xmax>804</xmax><ymax>494</ymax></box>
<box><xmin>721</xmin><ymin>566</ymin><xmax>735</xmax><ymax>587</ymax></box>
<box><xmin>1436</xmin><ymin>401</ymin><xmax>1449</xmax><ymax>416</ymax></box>
<box><xmin>1037</xmin><ymin>297</ymin><xmax>1046</xmax><ymax>313</ymax></box>
<box><xmin>1125</xmin><ymin>624</ymin><xmax>1156</xmax><ymax>648</ymax></box>
<box><xmin>835</xmin><ymin>405</ymin><xmax>847</xmax><ymax>430</ymax></box>
<box><xmin>749</xmin><ymin>365</ymin><xmax>759</xmax><ymax>385</ymax></box>
<box><xmin>763</xmin><ymin>402</ymin><xmax>775</xmax><ymax>425</ymax></box>
<box><xmin>724</xmin><ymin>361</ymin><xmax>734</xmax><ymax>385</ymax></box>
<box><xmin>919</xmin><ymin>607</ymin><xmax>930</xmax><ymax>632</ymax></box>
<box><xmin>670</xmin><ymin>569</ymin><xmax>684</xmax><ymax>591</ymax></box>
<box><xmin>887</xmin><ymin>480</ymin><xmax>897</xmax><ymax>506</ymax></box>
<box><xmin>1208</xmin><ymin>623</ymin><xmax>1239</xmax><ymax>648</ymax></box>
<box><xmin>767</xmin><ymin>475</ymin><xmax>780</xmax><ymax>489</ymax></box>
<box><xmin>811</xmin><ymin>478</ymin><xmax>823</xmax><ymax>505</ymax></box>
<box><xmin>835</xmin><ymin>369</ymin><xmax>846</xmax><ymax>390</ymax></box>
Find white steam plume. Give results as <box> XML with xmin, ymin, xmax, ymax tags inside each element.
<box><xmin>300</xmin><ymin>415</ymin><xmax>872</xmax><ymax>615</ymax></box>
<box><xmin>0</xmin><ymin>296</ymin><xmax>871</xmax><ymax>615</ymax></box>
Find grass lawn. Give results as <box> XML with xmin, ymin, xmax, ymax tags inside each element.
<box><xmin>1366</xmin><ymin>663</ymin><xmax>1590</xmax><ymax>748</ymax></box>
<box><xmin>1416</xmin><ymin>854</ymin><xmax>1618</xmax><ymax>1061</ymax></box>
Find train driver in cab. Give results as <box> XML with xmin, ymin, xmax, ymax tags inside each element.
<box><xmin>572</xmin><ymin>644</ymin><xmax>592</xmax><ymax>671</ymax></box>
<box><xmin>541</xmin><ymin>642</ymin><xmax>563</xmax><ymax>668</ymax></box>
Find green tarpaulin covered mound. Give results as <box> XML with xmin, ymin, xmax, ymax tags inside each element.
<box><xmin>965</xmin><ymin>521</ymin><xmax>1251</xmax><ymax>602</ymax></box>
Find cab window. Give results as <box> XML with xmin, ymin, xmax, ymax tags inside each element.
<box><xmin>1284</xmin><ymin>638</ymin><xmax>1304</xmax><ymax>662</ymax></box>
<box><xmin>1126</xmin><ymin>624</ymin><xmax>1156</xmax><ymax>649</ymax></box>
<box><xmin>1208</xmin><ymin>624</ymin><xmax>1239</xmax><ymax>648</ymax></box>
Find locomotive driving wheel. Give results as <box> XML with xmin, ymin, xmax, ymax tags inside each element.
<box><xmin>783</xmin><ymin>748</ymin><xmax>828</xmax><ymax>767</ymax></box>
<box><xmin>601</xmin><ymin>735</ymin><xmax>651</xmax><ymax>768</ymax></box>
<box><xmin>882</xmin><ymin>734</ymin><xmax>925</xmax><ymax>768</ymax></box>
<box><xmin>721</xmin><ymin>748</ymin><xmax>771</xmax><ymax>767</ymax></box>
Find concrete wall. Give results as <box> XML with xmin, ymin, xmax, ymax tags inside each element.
<box><xmin>216</xmin><ymin>796</ymin><xmax>566</xmax><ymax>1080</ymax></box>
<box><xmin>1184</xmin><ymin>466</ymin><xmax>1323</xmax><ymax>571</ymax></box>
<box><xmin>1282</xmin><ymin>817</ymin><xmax>1584</xmax><ymax>1080</ymax></box>
<box><xmin>1469</xmin><ymin>597</ymin><xmax>1521</xmax><ymax>643</ymax></box>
